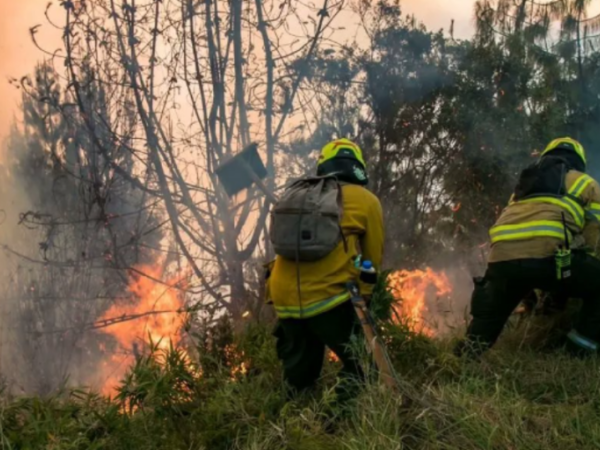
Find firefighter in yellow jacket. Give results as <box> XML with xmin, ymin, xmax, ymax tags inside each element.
<box><xmin>268</xmin><ymin>138</ymin><xmax>385</xmax><ymax>399</ymax></box>
<box><xmin>456</xmin><ymin>137</ymin><xmax>600</xmax><ymax>357</ymax></box>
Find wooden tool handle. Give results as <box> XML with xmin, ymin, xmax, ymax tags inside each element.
<box><xmin>352</xmin><ymin>300</ymin><xmax>398</xmax><ymax>391</ymax></box>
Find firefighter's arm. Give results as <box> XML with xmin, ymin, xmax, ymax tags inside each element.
<box><xmin>359</xmin><ymin>195</ymin><xmax>385</xmax><ymax>295</ymax></box>
<box><xmin>582</xmin><ymin>179</ymin><xmax>600</xmax><ymax>256</ymax></box>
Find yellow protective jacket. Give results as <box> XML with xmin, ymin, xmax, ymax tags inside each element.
<box><xmin>267</xmin><ymin>184</ymin><xmax>384</xmax><ymax>319</ymax></box>
<box><xmin>489</xmin><ymin>170</ymin><xmax>600</xmax><ymax>263</ymax></box>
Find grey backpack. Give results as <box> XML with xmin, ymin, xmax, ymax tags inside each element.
<box><xmin>270</xmin><ymin>175</ymin><xmax>346</xmax><ymax>262</ymax></box>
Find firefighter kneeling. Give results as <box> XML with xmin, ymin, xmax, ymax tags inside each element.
<box><xmin>456</xmin><ymin>137</ymin><xmax>600</xmax><ymax>358</ymax></box>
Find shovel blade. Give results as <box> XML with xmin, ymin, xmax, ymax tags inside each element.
<box><xmin>214</xmin><ymin>143</ymin><xmax>268</xmax><ymax>197</ymax></box>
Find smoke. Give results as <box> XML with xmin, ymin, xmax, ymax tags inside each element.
<box><xmin>427</xmin><ymin>256</ymin><xmax>482</xmax><ymax>338</ymax></box>
<box><xmin>0</xmin><ymin>1</ymin><xmax>57</xmax><ymax>383</ymax></box>
<box><xmin>0</xmin><ymin>60</ymin><xmax>165</xmax><ymax>394</ymax></box>
<box><xmin>0</xmin><ymin>126</ymin><xmax>41</xmax><ymax>392</ymax></box>
<box><xmin>429</xmin><ymin>263</ymin><xmax>477</xmax><ymax>337</ymax></box>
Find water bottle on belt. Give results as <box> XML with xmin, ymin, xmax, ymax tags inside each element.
<box><xmin>360</xmin><ymin>260</ymin><xmax>378</xmax><ymax>285</ymax></box>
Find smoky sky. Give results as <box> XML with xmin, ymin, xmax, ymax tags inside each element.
<box><xmin>1</xmin><ymin>0</ymin><xmax>598</xmax><ymax>142</ymax></box>
<box><xmin>0</xmin><ymin>0</ymin><xmax>479</xmax><ymax>141</ymax></box>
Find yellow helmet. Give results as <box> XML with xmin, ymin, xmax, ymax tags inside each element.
<box><xmin>540</xmin><ymin>137</ymin><xmax>586</xmax><ymax>166</ymax></box>
<box><xmin>318</xmin><ymin>138</ymin><xmax>366</xmax><ymax>169</ymax></box>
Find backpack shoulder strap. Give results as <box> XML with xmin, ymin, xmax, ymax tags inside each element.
<box><xmin>332</xmin><ymin>180</ymin><xmax>348</xmax><ymax>253</ymax></box>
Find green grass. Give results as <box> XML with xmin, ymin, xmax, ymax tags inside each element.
<box><xmin>2</xmin><ymin>313</ymin><xmax>600</xmax><ymax>450</ymax></box>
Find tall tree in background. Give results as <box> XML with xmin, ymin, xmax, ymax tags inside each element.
<box><xmin>296</xmin><ymin>0</ymin><xmax>600</xmax><ymax>267</ymax></box>
<box><xmin>0</xmin><ymin>62</ymin><xmax>163</xmax><ymax>393</ymax></box>
<box><xmin>447</xmin><ymin>0</ymin><xmax>600</xmax><ymax>254</ymax></box>
<box><xmin>474</xmin><ymin>0</ymin><xmax>600</xmax><ymax>156</ymax></box>
<box><xmin>290</xmin><ymin>2</ymin><xmax>474</xmax><ymax>266</ymax></box>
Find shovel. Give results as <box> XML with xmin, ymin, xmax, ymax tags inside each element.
<box><xmin>214</xmin><ymin>143</ymin><xmax>278</xmax><ymax>204</ymax></box>
<box><xmin>347</xmin><ymin>282</ymin><xmax>402</xmax><ymax>393</ymax></box>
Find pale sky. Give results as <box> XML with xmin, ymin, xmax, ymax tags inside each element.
<box><xmin>0</xmin><ymin>0</ymin><xmax>480</xmax><ymax>141</ymax></box>
<box><xmin>0</xmin><ymin>0</ymin><xmax>61</xmax><ymax>140</ymax></box>
<box><xmin>0</xmin><ymin>0</ymin><xmax>597</xmax><ymax>141</ymax></box>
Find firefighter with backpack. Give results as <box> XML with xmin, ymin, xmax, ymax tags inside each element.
<box><xmin>455</xmin><ymin>137</ymin><xmax>600</xmax><ymax>358</ymax></box>
<box><xmin>267</xmin><ymin>138</ymin><xmax>385</xmax><ymax>400</ymax></box>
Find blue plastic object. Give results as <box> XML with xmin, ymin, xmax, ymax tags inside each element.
<box><xmin>359</xmin><ymin>260</ymin><xmax>377</xmax><ymax>284</ymax></box>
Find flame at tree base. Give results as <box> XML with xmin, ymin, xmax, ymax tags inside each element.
<box><xmin>388</xmin><ymin>268</ymin><xmax>452</xmax><ymax>337</ymax></box>
<box><xmin>97</xmin><ymin>264</ymin><xmax>189</xmax><ymax>396</ymax></box>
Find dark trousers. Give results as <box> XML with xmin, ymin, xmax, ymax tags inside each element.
<box><xmin>462</xmin><ymin>252</ymin><xmax>600</xmax><ymax>355</ymax></box>
<box><xmin>273</xmin><ymin>300</ymin><xmax>364</xmax><ymax>400</ymax></box>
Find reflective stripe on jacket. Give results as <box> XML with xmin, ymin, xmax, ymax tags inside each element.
<box><xmin>274</xmin><ymin>291</ymin><xmax>351</xmax><ymax>319</ymax></box>
<box><xmin>490</xmin><ymin>220</ymin><xmax>571</xmax><ymax>244</ymax></box>
<box><xmin>489</xmin><ymin>170</ymin><xmax>600</xmax><ymax>263</ymax></box>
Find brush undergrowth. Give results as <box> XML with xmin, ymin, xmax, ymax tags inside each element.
<box><xmin>3</xmin><ymin>291</ymin><xmax>600</xmax><ymax>449</ymax></box>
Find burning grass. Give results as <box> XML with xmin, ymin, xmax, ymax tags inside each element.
<box><xmin>3</xmin><ymin>322</ymin><xmax>600</xmax><ymax>450</ymax></box>
<box><xmin>2</xmin><ymin>277</ymin><xmax>600</xmax><ymax>449</ymax></box>
<box><xmin>97</xmin><ymin>264</ymin><xmax>190</xmax><ymax>395</ymax></box>
<box><xmin>388</xmin><ymin>267</ymin><xmax>453</xmax><ymax>336</ymax></box>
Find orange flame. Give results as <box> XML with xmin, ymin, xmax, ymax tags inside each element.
<box><xmin>225</xmin><ymin>344</ymin><xmax>249</xmax><ymax>378</ymax></box>
<box><xmin>97</xmin><ymin>264</ymin><xmax>189</xmax><ymax>395</ymax></box>
<box><xmin>387</xmin><ymin>268</ymin><xmax>452</xmax><ymax>337</ymax></box>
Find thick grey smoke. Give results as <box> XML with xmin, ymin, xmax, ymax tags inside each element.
<box><xmin>0</xmin><ymin>127</ymin><xmax>45</xmax><ymax>392</ymax></box>
<box><xmin>0</xmin><ymin>64</ymin><xmax>164</xmax><ymax>394</ymax></box>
